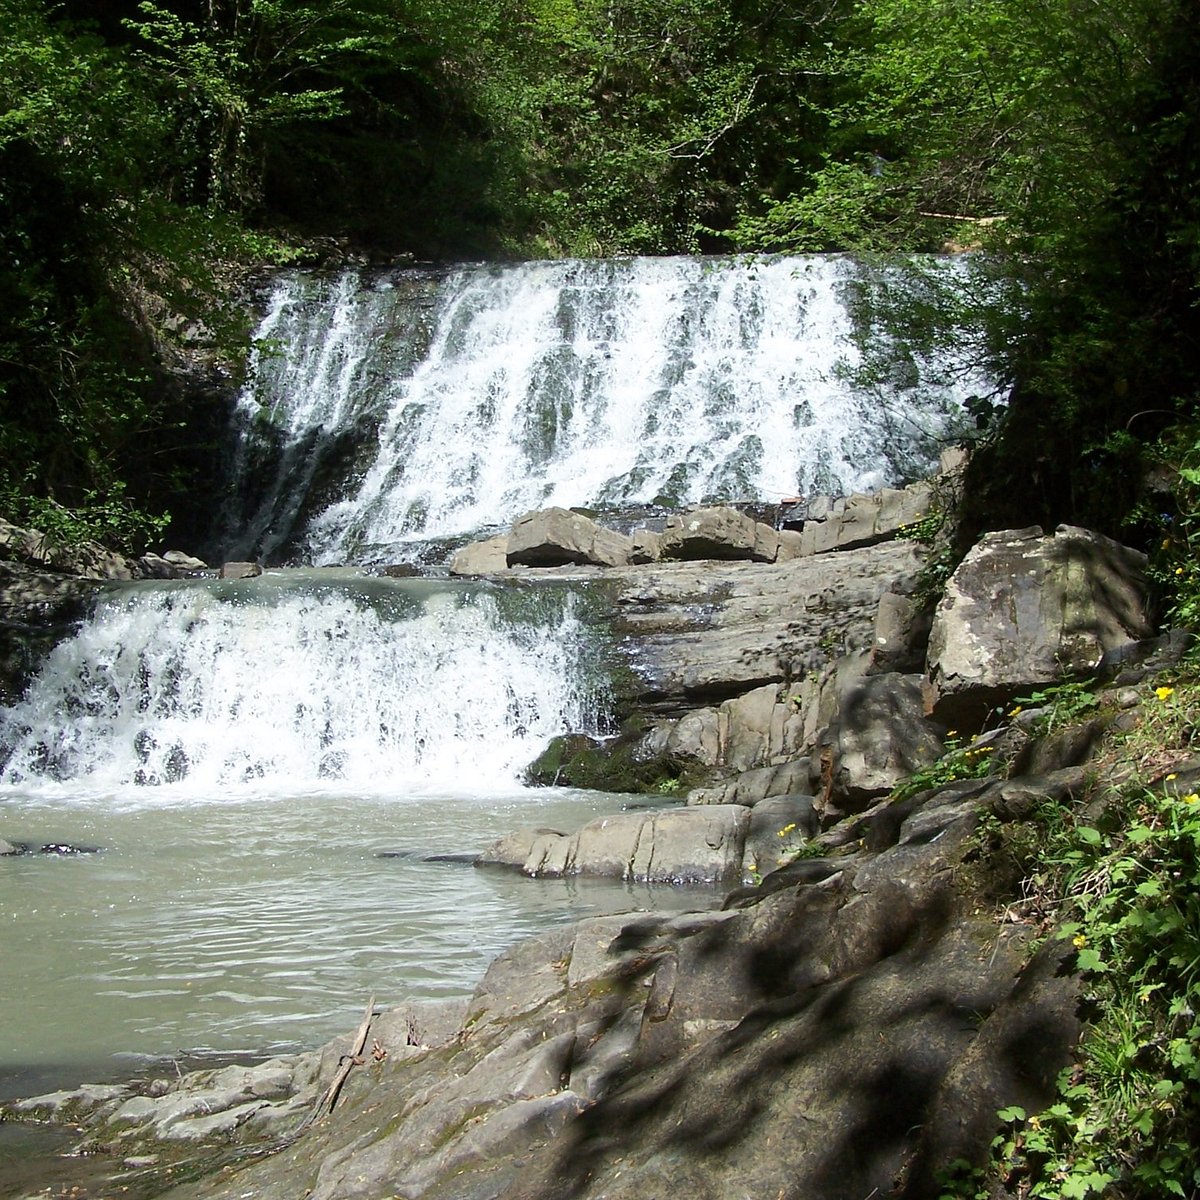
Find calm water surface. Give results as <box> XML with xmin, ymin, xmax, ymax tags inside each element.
<box><xmin>0</xmin><ymin>785</ymin><xmax>712</xmax><ymax>1098</ymax></box>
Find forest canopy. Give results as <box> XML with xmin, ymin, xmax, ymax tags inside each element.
<box><xmin>0</xmin><ymin>0</ymin><xmax>1197</xmax><ymax>549</ymax></box>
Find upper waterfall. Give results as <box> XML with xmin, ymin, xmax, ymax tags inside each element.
<box><xmin>222</xmin><ymin>255</ymin><xmax>974</xmax><ymax>565</ymax></box>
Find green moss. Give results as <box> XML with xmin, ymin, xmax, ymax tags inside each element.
<box><xmin>523</xmin><ymin>733</ymin><xmax>707</xmax><ymax>795</ymax></box>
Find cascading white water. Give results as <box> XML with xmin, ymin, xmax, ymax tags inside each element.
<box><xmin>0</xmin><ymin>574</ymin><xmax>706</xmax><ymax>1078</ymax></box>
<box><xmin>227</xmin><ymin>255</ymin><xmax>974</xmax><ymax>564</ymax></box>
<box><xmin>0</xmin><ymin>574</ymin><xmax>602</xmax><ymax>797</ymax></box>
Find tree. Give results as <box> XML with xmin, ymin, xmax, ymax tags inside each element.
<box><xmin>735</xmin><ymin>0</ymin><xmax>1200</xmax><ymax>540</ymax></box>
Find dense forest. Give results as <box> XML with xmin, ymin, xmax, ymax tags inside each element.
<box><xmin>2</xmin><ymin>0</ymin><xmax>1197</xmax><ymax>566</ymax></box>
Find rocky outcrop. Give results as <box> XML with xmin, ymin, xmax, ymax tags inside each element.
<box><xmin>686</xmin><ymin>759</ymin><xmax>812</xmax><ymax>806</ymax></box>
<box><xmin>613</xmin><ymin>539</ymin><xmax>925</xmax><ymax>710</ymax></box>
<box><xmin>927</xmin><ymin>525</ymin><xmax>1152</xmax><ymax>725</ymax></box>
<box><xmin>795</xmin><ymin>481</ymin><xmax>933</xmax><ymax>555</ymax></box>
<box><xmin>9</xmin><ymin>758</ymin><xmax>1086</xmax><ymax>1200</ymax></box>
<box><xmin>815</xmin><ymin>672</ymin><xmax>946</xmax><ymax>819</ymax></box>
<box><xmin>0</xmin><ymin>518</ymin><xmax>200</xmax><ymax>621</ymax></box>
<box><xmin>0</xmin><ymin>517</ymin><xmax>139</xmax><ymax>581</ymax></box>
<box><xmin>450</xmin><ymin>476</ymin><xmax>944</xmax><ymax>577</ymax></box>
<box><xmin>450</xmin><ymin>534</ymin><xmax>509</xmax><ymax>575</ymax></box>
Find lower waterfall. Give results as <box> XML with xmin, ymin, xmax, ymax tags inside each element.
<box><xmin>0</xmin><ymin>573</ymin><xmax>697</xmax><ymax>1079</ymax></box>
<box><xmin>0</xmin><ymin>574</ymin><xmax>602</xmax><ymax>796</ymax></box>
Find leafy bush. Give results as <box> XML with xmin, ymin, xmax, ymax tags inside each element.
<box><xmin>1</xmin><ymin>485</ymin><xmax>169</xmax><ymax>555</ymax></box>
<box><xmin>946</xmin><ymin>679</ymin><xmax>1200</xmax><ymax>1200</ymax></box>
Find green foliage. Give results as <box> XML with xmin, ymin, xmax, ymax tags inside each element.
<box><xmin>472</xmin><ymin>0</ymin><xmax>850</xmax><ymax>255</ymax></box>
<box><xmin>892</xmin><ymin>492</ymin><xmax>967</xmax><ymax>611</ymax></box>
<box><xmin>1012</xmin><ymin>680</ymin><xmax>1102</xmax><ymax>737</ymax></box>
<box><xmin>0</xmin><ymin>0</ymin><xmax>311</xmax><ymax>539</ymax></box>
<box><xmin>895</xmin><ymin>508</ymin><xmax>943</xmax><ymax>545</ymax></box>
<box><xmin>939</xmin><ymin>677</ymin><xmax>1200</xmax><ymax>1200</ymax></box>
<box><xmin>1132</xmin><ymin>425</ymin><xmax>1200</xmax><ymax>629</ymax></box>
<box><xmin>962</xmin><ymin>779</ymin><xmax>1200</xmax><ymax>1199</ymax></box>
<box><xmin>891</xmin><ymin>730</ymin><xmax>1000</xmax><ymax>802</ymax></box>
<box><xmin>1</xmin><ymin>486</ymin><xmax>170</xmax><ymax>555</ymax></box>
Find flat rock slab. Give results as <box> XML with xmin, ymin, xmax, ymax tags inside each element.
<box><xmin>479</xmin><ymin>805</ymin><xmax>751</xmax><ymax>885</ymax></box>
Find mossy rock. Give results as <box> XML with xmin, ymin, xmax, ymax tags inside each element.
<box><xmin>524</xmin><ymin>733</ymin><xmax>705</xmax><ymax>795</ymax></box>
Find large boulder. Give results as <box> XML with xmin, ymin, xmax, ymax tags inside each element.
<box><xmin>507</xmin><ymin>507</ymin><xmax>633</xmax><ymax>568</ymax></box>
<box><xmin>659</xmin><ymin>507</ymin><xmax>779</xmax><ymax>562</ymax></box>
<box><xmin>449</xmin><ymin>534</ymin><xmax>509</xmax><ymax>576</ymax></box>
<box><xmin>927</xmin><ymin>525</ymin><xmax>1152</xmax><ymax>725</ymax></box>
<box><xmin>816</xmin><ymin>672</ymin><xmax>946</xmax><ymax>820</ymax></box>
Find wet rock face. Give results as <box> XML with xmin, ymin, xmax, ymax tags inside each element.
<box><xmin>927</xmin><ymin>525</ymin><xmax>1151</xmax><ymax>725</ymax></box>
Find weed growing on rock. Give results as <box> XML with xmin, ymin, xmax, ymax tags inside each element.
<box><xmin>1118</xmin><ymin>677</ymin><xmax>1200</xmax><ymax>779</ymax></box>
<box><xmin>896</xmin><ymin>508</ymin><xmax>944</xmax><ymax>545</ymax></box>
<box><xmin>1012</xmin><ymin>679</ymin><xmax>1101</xmax><ymax>738</ymax></box>
<box><xmin>891</xmin><ymin>731</ymin><xmax>1001</xmax><ymax>802</ymax></box>
<box><xmin>947</xmin><ymin>676</ymin><xmax>1200</xmax><ymax>1200</ymax></box>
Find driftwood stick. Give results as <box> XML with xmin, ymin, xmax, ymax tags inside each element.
<box><xmin>320</xmin><ymin>994</ymin><xmax>377</xmax><ymax>1116</ymax></box>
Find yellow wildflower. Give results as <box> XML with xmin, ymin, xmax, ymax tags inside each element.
<box><xmin>1156</xmin><ymin>686</ymin><xmax>1175</xmax><ymax>701</ymax></box>
<box><xmin>777</xmin><ymin>823</ymin><xmax>797</xmax><ymax>837</ymax></box>
<box><xmin>1007</xmin><ymin>705</ymin><xmax>1023</xmax><ymax>717</ymax></box>
<box><xmin>1073</xmin><ymin>934</ymin><xmax>1087</xmax><ymax>949</ymax></box>
<box><xmin>1183</xmin><ymin>793</ymin><xmax>1199</xmax><ymax>805</ymax></box>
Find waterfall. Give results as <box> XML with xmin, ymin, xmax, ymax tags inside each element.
<box><xmin>0</xmin><ymin>575</ymin><xmax>603</xmax><ymax>797</ymax></box>
<box><xmin>223</xmin><ymin>256</ymin><xmax>974</xmax><ymax>565</ymax></box>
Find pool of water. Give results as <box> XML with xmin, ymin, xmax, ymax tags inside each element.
<box><xmin>0</xmin><ymin>785</ymin><xmax>714</xmax><ymax>1098</ymax></box>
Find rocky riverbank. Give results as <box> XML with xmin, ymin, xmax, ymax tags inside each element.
<box><xmin>3</xmin><ymin>463</ymin><xmax>1189</xmax><ymax>1199</ymax></box>
<box><xmin>6</xmin><ymin>662</ymin><xmax>1192</xmax><ymax>1200</ymax></box>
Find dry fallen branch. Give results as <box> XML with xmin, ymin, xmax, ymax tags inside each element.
<box><xmin>291</xmin><ymin>995</ymin><xmax>378</xmax><ymax>1139</ymax></box>
<box><xmin>320</xmin><ymin>994</ymin><xmax>377</xmax><ymax>1115</ymax></box>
